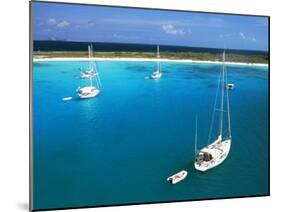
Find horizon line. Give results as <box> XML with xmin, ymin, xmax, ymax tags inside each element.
<box><xmin>33</xmin><ymin>39</ymin><xmax>268</xmax><ymax>52</ymax></box>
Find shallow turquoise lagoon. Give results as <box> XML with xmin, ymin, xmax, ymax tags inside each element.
<box><xmin>33</xmin><ymin>60</ymin><xmax>269</xmax><ymax>210</ymax></box>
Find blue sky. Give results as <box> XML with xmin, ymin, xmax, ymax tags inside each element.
<box><xmin>32</xmin><ymin>2</ymin><xmax>269</xmax><ymax>51</ymax></box>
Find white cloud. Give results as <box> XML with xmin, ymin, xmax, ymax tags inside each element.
<box><xmin>46</xmin><ymin>18</ymin><xmax>70</xmax><ymax>29</ymax></box>
<box><xmin>162</xmin><ymin>24</ymin><xmax>190</xmax><ymax>35</ymax></box>
<box><xmin>239</xmin><ymin>32</ymin><xmax>257</xmax><ymax>42</ymax></box>
<box><xmin>47</xmin><ymin>18</ymin><xmax>56</xmax><ymax>26</ymax></box>
<box><xmin>239</xmin><ymin>32</ymin><xmax>246</xmax><ymax>39</ymax></box>
<box><xmin>57</xmin><ymin>20</ymin><xmax>70</xmax><ymax>28</ymax></box>
<box><xmin>100</xmin><ymin>17</ymin><xmax>223</xmax><ymax>28</ymax></box>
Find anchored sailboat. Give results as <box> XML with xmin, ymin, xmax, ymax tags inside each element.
<box><xmin>194</xmin><ymin>51</ymin><xmax>232</xmax><ymax>172</ymax></box>
<box><xmin>80</xmin><ymin>45</ymin><xmax>98</xmax><ymax>79</ymax></box>
<box><xmin>77</xmin><ymin>44</ymin><xmax>102</xmax><ymax>99</ymax></box>
<box><xmin>150</xmin><ymin>45</ymin><xmax>162</xmax><ymax>79</ymax></box>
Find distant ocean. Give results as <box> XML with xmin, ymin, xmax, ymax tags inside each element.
<box><xmin>33</xmin><ymin>40</ymin><xmax>268</xmax><ymax>55</ymax></box>
<box><xmin>33</xmin><ymin>59</ymin><xmax>269</xmax><ymax>210</ymax></box>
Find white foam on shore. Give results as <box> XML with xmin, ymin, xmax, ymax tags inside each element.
<box><xmin>33</xmin><ymin>57</ymin><xmax>268</xmax><ymax>67</ymax></box>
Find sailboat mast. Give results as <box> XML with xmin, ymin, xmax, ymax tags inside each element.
<box><xmin>195</xmin><ymin>116</ymin><xmax>198</xmax><ymax>156</ymax></box>
<box><xmin>225</xmin><ymin>65</ymin><xmax>232</xmax><ymax>138</ymax></box>
<box><xmin>91</xmin><ymin>44</ymin><xmax>102</xmax><ymax>89</ymax></box>
<box><xmin>219</xmin><ymin>51</ymin><xmax>225</xmax><ymax>136</ymax></box>
<box><xmin>90</xmin><ymin>76</ymin><xmax>93</xmax><ymax>87</ymax></box>
<box><xmin>157</xmin><ymin>45</ymin><xmax>160</xmax><ymax>73</ymax></box>
<box><xmin>89</xmin><ymin>45</ymin><xmax>93</xmax><ymax>87</ymax></box>
<box><xmin>88</xmin><ymin>45</ymin><xmax>91</xmax><ymax>69</ymax></box>
<box><xmin>91</xmin><ymin>44</ymin><xmax>94</xmax><ymax>70</ymax></box>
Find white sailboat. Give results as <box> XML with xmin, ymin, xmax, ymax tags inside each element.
<box><xmin>77</xmin><ymin>45</ymin><xmax>101</xmax><ymax>99</ymax></box>
<box><xmin>194</xmin><ymin>51</ymin><xmax>232</xmax><ymax>172</ymax></box>
<box><xmin>80</xmin><ymin>69</ymin><xmax>98</xmax><ymax>79</ymax></box>
<box><xmin>80</xmin><ymin>45</ymin><xmax>98</xmax><ymax>79</ymax></box>
<box><xmin>150</xmin><ymin>45</ymin><xmax>162</xmax><ymax>79</ymax></box>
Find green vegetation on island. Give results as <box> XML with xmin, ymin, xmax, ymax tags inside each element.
<box><xmin>33</xmin><ymin>51</ymin><xmax>268</xmax><ymax>64</ymax></box>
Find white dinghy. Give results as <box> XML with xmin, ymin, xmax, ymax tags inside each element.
<box><xmin>194</xmin><ymin>51</ymin><xmax>232</xmax><ymax>172</ymax></box>
<box><xmin>62</xmin><ymin>97</ymin><xmax>73</xmax><ymax>101</ymax></box>
<box><xmin>167</xmin><ymin>170</ymin><xmax>188</xmax><ymax>184</ymax></box>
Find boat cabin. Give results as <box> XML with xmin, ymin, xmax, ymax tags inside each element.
<box><xmin>195</xmin><ymin>152</ymin><xmax>213</xmax><ymax>163</ymax></box>
<box><xmin>227</xmin><ymin>83</ymin><xmax>235</xmax><ymax>90</ymax></box>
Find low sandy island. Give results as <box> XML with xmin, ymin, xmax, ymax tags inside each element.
<box><xmin>33</xmin><ymin>57</ymin><xmax>268</xmax><ymax>67</ymax></box>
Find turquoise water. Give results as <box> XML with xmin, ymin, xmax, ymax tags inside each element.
<box><xmin>33</xmin><ymin>60</ymin><xmax>269</xmax><ymax>210</ymax></box>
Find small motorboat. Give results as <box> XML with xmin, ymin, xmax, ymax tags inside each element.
<box><xmin>227</xmin><ymin>83</ymin><xmax>235</xmax><ymax>90</ymax></box>
<box><xmin>62</xmin><ymin>97</ymin><xmax>72</xmax><ymax>101</ymax></box>
<box><xmin>167</xmin><ymin>170</ymin><xmax>188</xmax><ymax>184</ymax></box>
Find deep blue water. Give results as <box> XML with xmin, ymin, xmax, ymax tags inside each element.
<box><xmin>33</xmin><ymin>40</ymin><xmax>268</xmax><ymax>55</ymax></box>
<box><xmin>33</xmin><ymin>60</ymin><xmax>269</xmax><ymax>210</ymax></box>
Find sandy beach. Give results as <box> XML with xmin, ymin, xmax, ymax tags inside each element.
<box><xmin>33</xmin><ymin>57</ymin><xmax>268</xmax><ymax>67</ymax></box>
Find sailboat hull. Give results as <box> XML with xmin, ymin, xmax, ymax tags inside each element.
<box><xmin>80</xmin><ymin>72</ymin><xmax>97</xmax><ymax>79</ymax></box>
<box><xmin>77</xmin><ymin>86</ymin><xmax>100</xmax><ymax>99</ymax></box>
<box><xmin>150</xmin><ymin>71</ymin><xmax>162</xmax><ymax>79</ymax></box>
<box><xmin>194</xmin><ymin>138</ymin><xmax>231</xmax><ymax>172</ymax></box>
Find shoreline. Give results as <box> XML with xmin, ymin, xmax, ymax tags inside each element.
<box><xmin>33</xmin><ymin>57</ymin><xmax>268</xmax><ymax>67</ymax></box>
